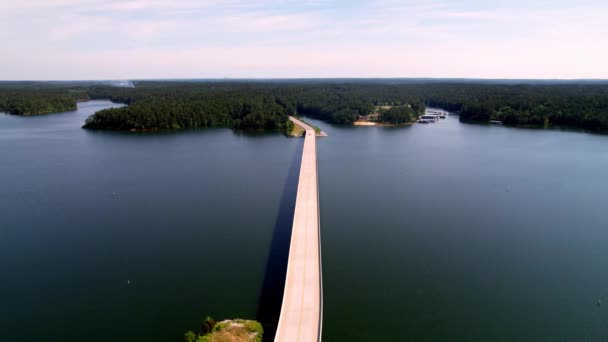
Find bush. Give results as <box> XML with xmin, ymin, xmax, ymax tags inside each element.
<box><xmin>184</xmin><ymin>331</ymin><xmax>197</xmax><ymax>342</ymax></box>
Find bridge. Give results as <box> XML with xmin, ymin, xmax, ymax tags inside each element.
<box><xmin>274</xmin><ymin>117</ymin><xmax>323</xmax><ymax>342</ymax></box>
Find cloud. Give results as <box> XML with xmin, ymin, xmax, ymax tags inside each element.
<box><xmin>0</xmin><ymin>0</ymin><xmax>607</xmax><ymax>79</ymax></box>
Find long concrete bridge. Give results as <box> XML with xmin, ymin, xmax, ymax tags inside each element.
<box><xmin>274</xmin><ymin>117</ymin><xmax>323</xmax><ymax>342</ymax></box>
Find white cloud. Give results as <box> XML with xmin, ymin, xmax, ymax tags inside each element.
<box><xmin>0</xmin><ymin>0</ymin><xmax>607</xmax><ymax>79</ymax></box>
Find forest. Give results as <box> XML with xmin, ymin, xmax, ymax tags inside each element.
<box><xmin>1</xmin><ymin>81</ymin><xmax>608</xmax><ymax>131</ymax></box>
<box><xmin>0</xmin><ymin>88</ymin><xmax>85</xmax><ymax>115</ymax></box>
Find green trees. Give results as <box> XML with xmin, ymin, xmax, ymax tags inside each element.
<box><xmin>83</xmin><ymin>93</ymin><xmax>292</xmax><ymax>132</ymax></box>
<box><xmin>184</xmin><ymin>331</ymin><xmax>197</xmax><ymax>342</ymax></box>
<box><xmin>423</xmin><ymin>84</ymin><xmax>608</xmax><ymax>130</ymax></box>
<box><xmin>0</xmin><ymin>89</ymin><xmax>79</xmax><ymax>115</ymax></box>
<box><xmin>201</xmin><ymin>316</ymin><xmax>216</xmax><ymax>334</ymax></box>
<box><xmin>3</xmin><ymin>81</ymin><xmax>608</xmax><ymax>131</ymax></box>
<box><xmin>183</xmin><ymin>316</ymin><xmax>216</xmax><ymax>342</ymax></box>
<box><xmin>285</xmin><ymin>118</ymin><xmax>295</xmax><ymax>134</ymax></box>
<box><xmin>380</xmin><ymin>106</ymin><xmax>415</xmax><ymax>124</ymax></box>
<box><xmin>460</xmin><ymin>103</ymin><xmax>493</xmax><ymax>122</ymax></box>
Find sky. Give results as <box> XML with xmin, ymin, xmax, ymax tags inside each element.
<box><xmin>1</xmin><ymin>0</ymin><xmax>607</xmax><ymax>80</ymax></box>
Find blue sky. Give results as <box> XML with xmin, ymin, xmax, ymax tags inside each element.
<box><xmin>1</xmin><ymin>0</ymin><xmax>607</xmax><ymax>79</ymax></box>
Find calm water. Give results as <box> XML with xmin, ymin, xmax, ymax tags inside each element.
<box><xmin>308</xmin><ymin>116</ymin><xmax>608</xmax><ymax>341</ymax></box>
<box><xmin>2</xmin><ymin>102</ymin><xmax>608</xmax><ymax>341</ymax></box>
<box><xmin>0</xmin><ymin>101</ymin><xmax>301</xmax><ymax>341</ymax></box>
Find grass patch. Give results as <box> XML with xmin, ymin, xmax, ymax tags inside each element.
<box><xmin>290</xmin><ymin>122</ymin><xmax>305</xmax><ymax>136</ymax></box>
<box><xmin>295</xmin><ymin>117</ymin><xmax>322</xmax><ymax>134</ymax></box>
<box><xmin>185</xmin><ymin>318</ymin><xmax>263</xmax><ymax>342</ymax></box>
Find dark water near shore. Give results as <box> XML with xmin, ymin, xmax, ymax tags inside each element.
<box><xmin>0</xmin><ymin>101</ymin><xmax>301</xmax><ymax>341</ymax></box>
<box><xmin>2</xmin><ymin>102</ymin><xmax>608</xmax><ymax>341</ymax></box>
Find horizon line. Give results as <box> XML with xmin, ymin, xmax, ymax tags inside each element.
<box><xmin>2</xmin><ymin>77</ymin><xmax>608</xmax><ymax>82</ymax></box>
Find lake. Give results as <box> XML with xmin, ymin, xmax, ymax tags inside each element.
<box><xmin>310</xmin><ymin>115</ymin><xmax>608</xmax><ymax>341</ymax></box>
<box><xmin>0</xmin><ymin>101</ymin><xmax>302</xmax><ymax>341</ymax></box>
<box><xmin>1</xmin><ymin>102</ymin><xmax>608</xmax><ymax>341</ymax></box>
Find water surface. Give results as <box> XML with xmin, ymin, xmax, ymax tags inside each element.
<box><xmin>308</xmin><ymin>115</ymin><xmax>608</xmax><ymax>341</ymax></box>
<box><xmin>0</xmin><ymin>101</ymin><xmax>300</xmax><ymax>341</ymax></box>
<box><xmin>2</xmin><ymin>103</ymin><xmax>608</xmax><ymax>341</ymax></box>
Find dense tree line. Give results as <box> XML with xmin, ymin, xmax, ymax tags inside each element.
<box><xmin>379</xmin><ymin>106</ymin><xmax>416</xmax><ymax>124</ymax></box>
<box><xmin>0</xmin><ymin>88</ymin><xmax>85</xmax><ymax>115</ymax></box>
<box><xmin>83</xmin><ymin>83</ymin><xmax>296</xmax><ymax>131</ymax></box>
<box><xmin>294</xmin><ymin>83</ymin><xmax>608</xmax><ymax>129</ymax></box>
<box><xmin>85</xmin><ymin>82</ymin><xmax>427</xmax><ymax>127</ymax></box>
<box><xmin>287</xmin><ymin>83</ymin><xmax>608</xmax><ymax>129</ymax></box>
<box><xmin>420</xmin><ymin>84</ymin><xmax>608</xmax><ymax>129</ymax></box>
<box><xmin>2</xmin><ymin>81</ymin><xmax>608</xmax><ymax>131</ymax></box>
<box><xmin>83</xmin><ymin>96</ymin><xmax>291</xmax><ymax>131</ymax></box>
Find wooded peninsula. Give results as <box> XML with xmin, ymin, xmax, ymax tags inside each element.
<box><xmin>1</xmin><ymin>80</ymin><xmax>607</xmax><ymax>131</ymax></box>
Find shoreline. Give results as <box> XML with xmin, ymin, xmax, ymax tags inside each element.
<box><xmin>354</xmin><ymin>120</ymin><xmax>414</xmax><ymax>127</ymax></box>
<box><xmin>289</xmin><ymin>116</ymin><xmax>328</xmax><ymax>137</ymax></box>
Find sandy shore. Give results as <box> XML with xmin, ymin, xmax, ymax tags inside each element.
<box><xmin>354</xmin><ymin>120</ymin><xmax>414</xmax><ymax>127</ymax></box>
<box><xmin>354</xmin><ymin>121</ymin><xmax>377</xmax><ymax>126</ymax></box>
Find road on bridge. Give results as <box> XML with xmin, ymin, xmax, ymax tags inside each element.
<box><xmin>274</xmin><ymin>117</ymin><xmax>323</xmax><ymax>342</ymax></box>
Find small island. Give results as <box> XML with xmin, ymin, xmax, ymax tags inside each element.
<box><xmin>184</xmin><ymin>317</ymin><xmax>263</xmax><ymax>342</ymax></box>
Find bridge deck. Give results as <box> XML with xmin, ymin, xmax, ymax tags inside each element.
<box><xmin>274</xmin><ymin>117</ymin><xmax>323</xmax><ymax>342</ymax></box>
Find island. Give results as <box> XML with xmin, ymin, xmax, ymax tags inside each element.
<box><xmin>184</xmin><ymin>317</ymin><xmax>263</xmax><ymax>342</ymax></box>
